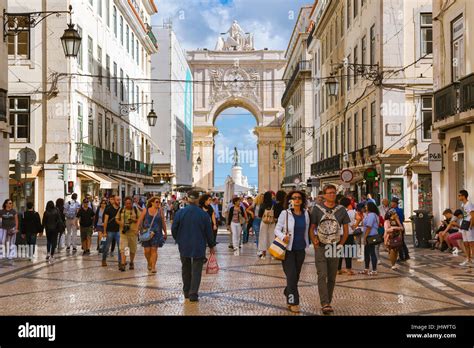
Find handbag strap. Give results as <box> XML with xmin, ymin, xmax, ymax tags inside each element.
<box><xmin>285</xmin><ymin>209</ymin><xmax>289</xmax><ymax>236</ymax></box>
<box><xmin>146</xmin><ymin>208</ymin><xmax>158</xmax><ymax>232</ymax></box>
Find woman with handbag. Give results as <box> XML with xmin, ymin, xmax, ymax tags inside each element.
<box><xmin>94</xmin><ymin>199</ymin><xmax>108</xmax><ymax>253</ymax></box>
<box><xmin>360</xmin><ymin>202</ymin><xmax>381</xmax><ymax>275</ymax></box>
<box><xmin>257</xmin><ymin>191</ymin><xmax>277</xmax><ymax>260</ymax></box>
<box><xmin>0</xmin><ymin>199</ymin><xmax>19</xmax><ymax>259</ymax></box>
<box><xmin>42</xmin><ymin>201</ymin><xmax>61</xmax><ymax>261</ymax></box>
<box><xmin>137</xmin><ymin>197</ymin><xmax>167</xmax><ymax>274</ymax></box>
<box><xmin>227</xmin><ymin>197</ymin><xmax>247</xmax><ymax>256</ymax></box>
<box><xmin>384</xmin><ymin>209</ymin><xmax>404</xmax><ymax>270</ymax></box>
<box><xmin>274</xmin><ymin>190</ymin><xmax>310</xmax><ymax>313</ymax></box>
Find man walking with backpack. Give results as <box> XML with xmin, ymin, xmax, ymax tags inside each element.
<box><xmin>309</xmin><ymin>184</ymin><xmax>350</xmax><ymax>315</ymax></box>
<box><xmin>64</xmin><ymin>193</ymin><xmax>81</xmax><ymax>253</ymax></box>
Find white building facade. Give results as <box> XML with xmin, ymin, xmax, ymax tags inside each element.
<box><xmin>8</xmin><ymin>0</ymin><xmax>158</xmax><ymax>212</ymax></box>
<box><xmin>149</xmin><ymin>23</ymin><xmax>193</xmax><ymax>193</ymax></box>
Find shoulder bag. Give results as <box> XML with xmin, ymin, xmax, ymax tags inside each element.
<box><xmin>139</xmin><ymin>209</ymin><xmax>158</xmax><ymax>243</ymax></box>
<box><xmin>268</xmin><ymin>210</ymin><xmax>289</xmax><ymax>260</ymax></box>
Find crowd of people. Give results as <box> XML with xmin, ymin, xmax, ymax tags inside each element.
<box><xmin>0</xmin><ymin>185</ymin><xmax>472</xmax><ymax>315</ymax></box>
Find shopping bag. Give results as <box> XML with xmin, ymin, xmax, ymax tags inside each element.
<box><xmin>268</xmin><ymin>237</ymin><xmax>288</xmax><ymax>260</ymax></box>
<box><xmin>206</xmin><ymin>254</ymin><xmax>219</xmax><ymax>274</ymax></box>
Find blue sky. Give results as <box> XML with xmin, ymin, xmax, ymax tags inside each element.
<box><xmin>152</xmin><ymin>0</ymin><xmax>311</xmax><ymax>186</ymax></box>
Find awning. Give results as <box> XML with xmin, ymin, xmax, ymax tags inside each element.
<box><xmin>79</xmin><ymin>171</ymin><xmax>119</xmax><ymax>189</ymax></box>
<box><xmin>110</xmin><ymin>174</ymin><xmax>145</xmax><ymax>189</ymax></box>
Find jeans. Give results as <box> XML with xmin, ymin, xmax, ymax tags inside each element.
<box><xmin>338</xmin><ymin>234</ymin><xmax>355</xmax><ymax>270</ymax></box>
<box><xmin>230</xmin><ymin>222</ymin><xmax>242</xmax><ymax>249</ymax></box>
<box><xmin>25</xmin><ymin>234</ymin><xmax>37</xmax><ymax>257</ymax></box>
<box><xmin>242</xmin><ymin>221</ymin><xmax>249</xmax><ymax>244</ymax></box>
<box><xmin>46</xmin><ymin>230</ymin><xmax>59</xmax><ymax>256</ymax></box>
<box><xmin>315</xmin><ymin>245</ymin><xmax>339</xmax><ymax>306</ymax></box>
<box><xmin>102</xmin><ymin>231</ymin><xmax>121</xmax><ymax>263</ymax></box>
<box><xmin>180</xmin><ymin>256</ymin><xmax>205</xmax><ymax>297</ymax></box>
<box><xmin>364</xmin><ymin>242</ymin><xmax>377</xmax><ymax>271</ymax></box>
<box><xmin>282</xmin><ymin>249</ymin><xmax>305</xmax><ymax>305</ymax></box>
<box><xmin>65</xmin><ymin>219</ymin><xmax>77</xmax><ymax>248</ymax></box>
<box><xmin>253</xmin><ymin>218</ymin><xmax>261</xmax><ymax>248</ymax></box>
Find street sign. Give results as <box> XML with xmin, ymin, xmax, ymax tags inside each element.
<box><xmin>340</xmin><ymin>169</ymin><xmax>353</xmax><ymax>183</ymax></box>
<box><xmin>294</xmin><ymin>177</ymin><xmax>301</xmax><ymax>185</ymax></box>
<box><xmin>20</xmin><ymin>166</ymin><xmax>32</xmax><ymax>174</ymax></box>
<box><xmin>17</xmin><ymin>147</ymin><xmax>36</xmax><ymax>166</ymax></box>
<box><xmin>428</xmin><ymin>143</ymin><xmax>443</xmax><ymax>172</ymax></box>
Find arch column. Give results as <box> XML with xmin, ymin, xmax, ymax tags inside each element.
<box><xmin>255</xmin><ymin>127</ymin><xmax>282</xmax><ymax>193</ymax></box>
<box><xmin>193</xmin><ymin>126</ymin><xmax>218</xmax><ymax>190</ymax></box>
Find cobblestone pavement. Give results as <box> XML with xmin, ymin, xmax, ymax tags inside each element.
<box><xmin>0</xmin><ymin>224</ymin><xmax>473</xmax><ymax>316</ymax></box>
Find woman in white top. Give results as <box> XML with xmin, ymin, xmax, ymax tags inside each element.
<box><xmin>274</xmin><ymin>190</ymin><xmax>310</xmax><ymax>313</ymax></box>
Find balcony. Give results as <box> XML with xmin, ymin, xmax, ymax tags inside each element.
<box><xmin>460</xmin><ymin>73</ymin><xmax>474</xmax><ymax>113</ymax></box>
<box><xmin>282</xmin><ymin>173</ymin><xmax>302</xmax><ymax>186</ymax></box>
<box><xmin>78</xmin><ymin>143</ymin><xmax>152</xmax><ymax>177</ymax></box>
<box><xmin>281</xmin><ymin>60</ymin><xmax>312</xmax><ymax>106</ymax></box>
<box><xmin>311</xmin><ymin>154</ymin><xmax>341</xmax><ymax>176</ymax></box>
<box><xmin>434</xmin><ymin>82</ymin><xmax>459</xmax><ymax>121</ymax></box>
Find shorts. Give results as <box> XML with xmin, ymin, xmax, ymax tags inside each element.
<box><xmin>447</xmin><ymin>232</ymin><xmax>463</xmax><ymax>245</ymax></box>
<box><xmin>120</xmin><ymin>231</ymin><xmax>138</xmax><ymax>254</ymax></box>
<box><xmin>461</xmin><ymin>229</ymin><xmax>474</xmax><ymax>242</ymax></box>
<box><xmin>80</xmin><ymin>227</ymin><xmax>93</xmax><ymax>241</ymax></box>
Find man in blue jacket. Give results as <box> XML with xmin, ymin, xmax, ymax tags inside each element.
<box><xmin>172</xmin><ymin>191</ymin><xmax>216</xmax><ymax>302</ymax></box>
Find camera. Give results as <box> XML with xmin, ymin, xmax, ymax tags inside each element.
<box><xmin>122</xmin><ymin>224</ymin><xmax>130</xmax><ymax>234</ymax></box>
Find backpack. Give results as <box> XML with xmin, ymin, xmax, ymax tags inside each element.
<box><xmin>262</xmin><ymin>206</ymin><xmax>275</xmax><ymax>224</ymax></box>
<box><xmin>316</xmin><ymin>204</ymin><xmax>344</xmax><ymax>244</ymax></box>
<box><xmin>118</xmin><ymin>207</ymin><xmax>139</xmax><ymax>223</ymax></box>
<box><xmin>65</xmin><ymin>201</ymin><xmax>78</xmax><ymax>219</ymax></box>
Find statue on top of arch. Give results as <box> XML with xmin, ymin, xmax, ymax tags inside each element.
<box><xmin>215</xmin><ymin>20</ymin><xmax>255</xmax><ymax>51</ymax></box>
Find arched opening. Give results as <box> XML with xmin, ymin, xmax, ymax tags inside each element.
<box><xmin>213</xmin><ymin>106</ymin><xmax>258</xmax><ymax>192</ymax></box>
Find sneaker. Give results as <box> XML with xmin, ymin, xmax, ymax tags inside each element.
<box><xmin>233</xmin><ymin>248</ymin><xmax>239</xmax><ymax>256</ymax></box>
<box><xmin>50</xmin><ymin>255</ymin><xmax>55</xmax><ymax>261</ymax></box>
<box><xmin>459</xmin><ymin>260</ymin><xmax>470</xmax><ymax>267</ymax></box>
<box><xmin>119</xmin><ymin>264</ymin><xmax>126</xmax><ymax>272</ymax></box>
<box><xmin>189</xmin><ymin>294</ymin><xmax>199</xmax><ymax>302</ymax></box>
<box><xmin>129</xmin><ymin>262</ymin><xmax>134</xmax><ymax>270</ymax></box>
<box><xmin>72</xmin><ymin>248</ymin><xmax>77</xmax><ymax>253</ymax></box>
<box><xmin>391</xmin><ymin>265</ymin><xmax>398</xmax><ymax>270</ymax></box>
<box><xmin>260</xmin><ymin>255</ymin><xmax>266</xmax><ymax>260</ymax></box>
<box><xmin>452</xmin><ymin>247</ymin><xmax>459</xmax><ymax>255</ymax></box>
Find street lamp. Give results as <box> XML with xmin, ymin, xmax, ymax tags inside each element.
<box><xmin>326</xmin><ymin>75</ymin><xmax>339</xmax><ymax>97</ymax></box>
<box><xmin>196</xmin><ymin>156</ymin><xmax>202</xmax><ymax>166</ymax></box>
<box><xmin>285</xmin><ymin>130</ymin><xmax>293</xmax><ymax>147</ymax></box>
<box><xmin>4</xmin><ymin>5</ymin><xmax>81</xmax><ymax>58</ymax></box>
<box><xmin>147</xmin><ymin>101</ymin><xmax>157</xmax><ymax>127</ymax></box>
<box><xmin>272</xmin><ymin>149</ymin><xmax>279</xmax><ymax>160</ymax></box>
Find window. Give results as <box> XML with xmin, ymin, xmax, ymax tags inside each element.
<box><xmin>353</xmin><ymin>45</ymin><xmax>358</xmax><ymax>84</ymax></box>
<box><xmin>420</xmin><ymin>13</ymin><xmax>433</xmax><ymax>56</ymax></box>
<box><xmin>361</xmin><ymin>36</ymin><xmax>367</xmax><ymax>66</ymax></box>
<box><xmin>113</xmin><ymin>62</ymin><xmax>117</xmax><ymax>96</ymax></box>
<box><xmin>335</xmin><ymin>125</ymin><xmax>339</xmax><ymax>154</ymax></box>
<box><xmin>131</xmin><ymin>80</ymin><xmax>135</xmax><ymax>104</ymax></box>
<box><xmin>354</xmin><ymin>0</ymin><xmax>358</xmax><ymax>18</ymax></box>
<box><xmin>97</xmin><ymin>113</ymin><xmax>103</xmax><ymax>147</ymax></box>
<box><xmin>451</xmin><ymin>15</ymin><xmax>464</xmax><ymax>82</ymax></box>
<box><xmin>126</xmin><ymin>75</ymin><xmax>130</xmax><ymax>103</ymax></box>
<box><xmin>136</xmin><ymin>86</ymin><xmax>140</xmax><ymax>111</ymax></box>
<box><xmin>341</xmin><ymin>8</ymin><xmax>344</xmax><ymax>37</ymax></box>
<box><xmin>97</xmin><ymin>0</ymin><xmax>102</xmax><ymax>17</ymax></box>
<box><xmin>120</xmin><ymin>68</ymin><xmax>124</xmax><ymax>101</ymax></box>
<box><xmin>341</xmin><ymin>120</ymin><xmax>345</xmax><ymax>153</ymax></box>
<box><xmin>89</xmin><ymin>0</ymin><xmax>93</xmax><ymax>6</ymax></box>
<box><xmin>106</xmin><ymin>54</ymin><xmax>110</xmax><ymax>91</ymax></box>
<box><xmin>348</xmin><ymin>116</ymin><xmax>352</xmax><ymax>151</ymax></box>
<box><xmin>77</xmin><ymin>26</ymin><xmax>83</xmax><ymax>69</ymax></box>
<box><xmin>347</xmin><ymin>54</ymin><xmax>351</xmax><ymax>91</ymax></box>
<box><xmin>105</xmin><ymin>0</ymin><xmax>110</xmax><ymax>26</ymax></box>
<box><xmin>7</xmin><ymin>16</ymin><xmax>29</xmax><ymax>59</ymax></box>
<box><xmin>105</xmin><ymin>117</ymin><xmax>110</xmax><ymax>150</ymax></box>
<box><xmin>347</xmin><ymin>0</ymin><xmax>351</xmax><ymax>28</ymax></box>
<box><xmin>370</xmin><ymin>25</ymin><xmax>376</xmax><ymax>65</ymax></box>
<box><xmin>136</xmin><ymin>40</ymin><xmax>139</xmax><ymax>64</ymax></box>
<box><xmin>326</xmin><ymin>132</ymin><xmax>329</xmax><ymax>158</ymax></box>
<box><xmin>120</xmin><ymin>16</ymin><xmax>124</xmax><ymax>45</ymax></box>
<box><xmin>132</xmin><ymin>33</ymin><xmax>135</xmax><ymax>59</ymax></box>
<box><xmin>113</xmin><ymin>6</ymin><xmax>117</xmax><ymax>37</ymax></box>
<box><xmin>88</xmin><ymin>107</ymin><xmax>93</xmax><ymax>145</ymax></box>
<box><xmin>370</xmin><ymin>101</ymin><xmax>376</xmax><ymax>145</ymax></box>
<box><xmin>354</xmin><ymin>112</ymin><xmax>359</xmax><ymax>150</ymax></box>
<box><xmin>330</xmin><ymin>128</ymin><xmax>333</xmax><ymax>157</ymax></box>
<box><xmin>97</xmin><ymin>45</ymin><xmax>102</xmax><ymax>85</ymax></box>
<box><xmin>421</xmin><ymin>96</ymin><xmax>432</xmax><ymax>140</ymax></box>
<box><xmin>87</xmin><ymin>36</ymin><xmax>93</xmax><ymax>73</ymax></box>
<box><xmin>77</xmin><ymin>102</ymin><xmax>83</xmax><ymax>143</ymax></box>
<box><xmin>362</xmin><ymin>107</ymin><xmax>367</xmax><ymax>147</ymax></box>
<box><xmin>126</xmin><ymin>25</ymin><xmax>129</xmax><ymax>53</ymax></box>
<box><xmin>9</xmin><ymin>97</ymin><xmax>30</xmax><ymax>142</ymax></box>
<box><xmin>120</xmin><ymin>127</ymin><xmax>124</xmax><ymax>154</ymax></box>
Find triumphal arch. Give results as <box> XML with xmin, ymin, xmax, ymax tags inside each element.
<box><xmin>187</xmin><ymin>21</ymin><xmax>286</xmax><ymax>192</ymax></box>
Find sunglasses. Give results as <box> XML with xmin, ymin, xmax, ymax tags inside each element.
<box><xmin>291</xmin><ymin>196</ymin><xmax>302</xmax><ymax>200</ymax></box>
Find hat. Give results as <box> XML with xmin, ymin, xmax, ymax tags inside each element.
<box><xmin>187</xmin><ymin>191</ymin><xmax>200</xmax><ymax>200</ymax></box>
<box><xmin>391</xmin><ymin>197</ymin><xmax>400</xmax><ymax>203</ymax></box>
